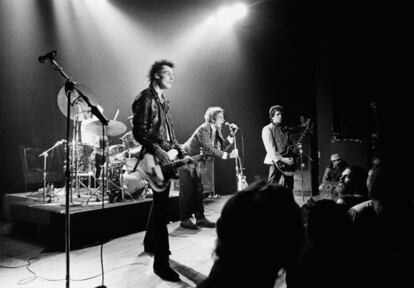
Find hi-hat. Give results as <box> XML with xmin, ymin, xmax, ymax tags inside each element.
<box><xmin>83</xmin><ymin>119</ymin><xmax>127</xmax><ymax>137</ymax></box>
<box><xmin>57</xmin><ymin>85</ymin><xmax>100</xmax><ymax>121</ymax></box>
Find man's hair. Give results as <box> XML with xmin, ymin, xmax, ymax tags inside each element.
<box><xmin>148</xmin><ymin>59</ymin><xmax>174</xmax><ymax>83</ymax></box>
<box><xmin>269</xmin><ymin>105</ymin><xmax>284</xmax><ymax>119</ymax></box>
<box><xmin>367</xmin><ymin>163</ymin><xmax>387</xmax><ymax>201</ymax></box>
<box><xmin>204</xmin><ymin>107</ymin><xmax>224</xmax><ymax>123</ymax></box>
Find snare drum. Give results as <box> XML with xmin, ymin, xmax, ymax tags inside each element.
<box><xmin>108</xmin><ymin>144</ymin><xmax>126</xmax><ymax>164</ymax></box>
<box><xmin>68</xmin><ymin>142</ymin><xmax>94</xmax><ymax>173</ymax></box>
<box><xmin>122</xmin><ymin>157</ymin><xmax>139</xmax><ymax>172</ymax></box>
<box><xmin>120</xmin><ymin>131</ymin><xmax>141</xmax><ymax>153</ymax></box>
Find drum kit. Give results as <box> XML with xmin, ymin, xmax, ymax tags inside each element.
<box><xmin>42</xmin><ymin>85</ymin><xmax>148</xmax><ymax>204</ymax></box>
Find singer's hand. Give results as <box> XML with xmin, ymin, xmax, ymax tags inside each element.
<box><xmin>229</xmin><ymin>149</ymin><xmax>239</xmax><ymax>159</ymax></box>
<box><xmin>229</xmin><ymin>126</ymin><xmax>239</xmax><ymax>136</ymax></box>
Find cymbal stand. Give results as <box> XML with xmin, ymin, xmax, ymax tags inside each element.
<box><xmin>71</xmin><ymin>110</ymin><xmax>95</xmax><ymax>198</ymax></box>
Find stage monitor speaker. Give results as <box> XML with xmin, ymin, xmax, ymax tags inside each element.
<box><xmin>200</xmin><ymin>160</ymin><xmax>215</xmax><ymax>194</ymax></box>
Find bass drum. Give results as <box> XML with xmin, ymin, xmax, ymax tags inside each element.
<box><xmin>121</xmin><ymin>158</ymin><xmax>147</xmax><ymax>197</ymax></box>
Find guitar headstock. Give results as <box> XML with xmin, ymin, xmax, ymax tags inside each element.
<box><xmin>296</xmin><ymin>118</ymin><xmax>311</xmax><ymax>145</ymax></box>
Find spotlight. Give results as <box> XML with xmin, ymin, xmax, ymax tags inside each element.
<box><xmin>214</xmin><ymin>3</ymin><xmax>248</xmax><ymax>25</ymax></box>
<box><xmin>233</xmin><ymin>3</ymin><xmax>248</xmax><ymax>20</ymax></box>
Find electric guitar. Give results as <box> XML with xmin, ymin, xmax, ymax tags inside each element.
<box><xmin>275</xmin><ymin>119</ymin><xmax>311</xmax><ymax>176</ymax></box>
<box><xmin>318</xmin><ymin>181</ymin><xmax>339</xmax><ymax>200</ymax></box>
<box><xmin>138</xmin><ymin>149</ymin><xmax>207</xmax><ymax>192</ymax></box>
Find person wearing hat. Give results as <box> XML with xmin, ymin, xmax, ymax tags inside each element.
<box><xmin>319</xmin><ymin>153</ymin><xmax>349</xmax><ymax>190</ymax></box>
<box><xmin>261</xmin><ymin>105</ymin><xmax>295</xmax><ymax>191</ymax></box>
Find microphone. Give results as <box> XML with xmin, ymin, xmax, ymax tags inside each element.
<box><xmin>224</xmin><ymin>122</ymin><xmax>238</xmax><ymax>129</ymax></box>
<box><xmin>38</xmin><ymin>50</ymin><xmax>57</xmax><ymax>63</ymax></box>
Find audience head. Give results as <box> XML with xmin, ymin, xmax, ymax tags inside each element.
<box><xmin>367</xmin><ymin>162</ymin><xmax>387</xmax><ymax>202</ymax></box>
<box><xmin>215</xmin><ymin>180</ymin><xmax>304</xmax><ymax>274</ymax></box>
<box><xmin>335</xmin><ymin>165</ymin><xmax>368</xmax><ymax>196</ymax></box>
<box><xmin>306</xmin><ymin>199</ymin><xmax>352</xmax><ymax>250</ymax></box>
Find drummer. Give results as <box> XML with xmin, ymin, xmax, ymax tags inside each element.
<box><xmin>79</xmin><ymin>106</ymin><xmax>106</xmax><ymax>179</ymax></box>
<box><xmin>80</xmin><ymin>106</ymin><xmax>105</xmax><ymax>147</ymax></box>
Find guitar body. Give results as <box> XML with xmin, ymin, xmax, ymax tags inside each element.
<box><xmin>275</xmin><ymin>145</ymin><xmax>298</xmax><ymax>176</ymax></box>
<box><xmin>237</xmin><ymin>173</ymin><xmax>249</xmax><ymax>191</ymax></box>
<box><xmin>318</xmin><ymin>181</ymin><xmax>339</xmax><ymax>200</ymax></box>
<box><xmin>138</xmin><ymin>149</ymin><xmax>207</xmax><ymax>192</ymax></box>
<box><xmin>275</xmin><ymin>119</ymin><xmax>311</xmax><ymax>176</ymax></box>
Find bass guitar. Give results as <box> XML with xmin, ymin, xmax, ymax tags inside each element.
<box><xmin>275</xmin><ymin>119</ymin><xmax>311</xmax><ymax>176</ymax></box>
<box><xmin>138</xmin><ymin>149</ymin><xmax>207</xmax><ymax>192</ymax></box>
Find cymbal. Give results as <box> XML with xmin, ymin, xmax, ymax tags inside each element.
<box><xmin>83</xmin><ymin>119</ymin><xmax>127</xmax><ymax>137</ymax></box>
<box><xmin>57</xmin><ymin>85</ymin><xmax>100</xmax><ymax>121</ymax></box>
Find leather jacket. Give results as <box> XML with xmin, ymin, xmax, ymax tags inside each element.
<box><xmin>132</xmin><ymin>86</ymin><xmax>181</xmax><ymax>155</ymax></box>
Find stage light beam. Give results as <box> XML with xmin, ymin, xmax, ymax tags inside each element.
<box><xmin>233</xmin><ymin>3</ymin><xmax>248</xmax><ymax>20</ymax></box>
<box><xmin>214</xmin><ymin>3</ymin><xmax>249</xmax><ymax>25</ymax></box>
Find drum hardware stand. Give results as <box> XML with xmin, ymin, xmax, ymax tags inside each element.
<box><xmin>39</xmin><ymin>50</ymin><xmax>108</xmax><ymax>288</ymax></box>
<box><xmin>38</xmin><ymin>139</ymin><xmax>66</xmax><ymax>203</ymax></box>
<box><xmin>86</xmin><ymin>133</ymin><xmax>127</xmax><ymax>204</ymax></box>
<box><xmin>72</xmin><ymin>112</ymin><xmax>88</xmax><ymax>199</ymax></box>
<box><xmin>296</xmin><ymin>143</ymin><xmax>313</xmax><ymax>202</ymax></box>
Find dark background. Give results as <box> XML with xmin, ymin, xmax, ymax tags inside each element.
<box><xmin>0</xmin><ymin>0</ymin><xmax>392</xmax><ymax>203</ymax></box>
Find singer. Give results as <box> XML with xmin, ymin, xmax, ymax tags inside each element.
<box><xmin>178</xmin><ymin>106</ymin><xmax>238</xmax><ymax>230</ymax></box>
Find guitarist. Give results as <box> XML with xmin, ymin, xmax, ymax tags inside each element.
<box><xmin>132</xmin><ymin>59</ymin><xmax>183</xmax><ymax>282</ymax></box>
<box><xmin>261</xmin><ymin>105</ymin><xmax>294</xmax><ymax>191</ymax></box>
<box><xmin>179</xmin><ymin>107</ymin><xmax>238</xmax><ymax>230</ymax></box>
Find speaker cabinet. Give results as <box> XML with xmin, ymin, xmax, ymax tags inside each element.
<box><xmin>170</xmin><ymin>160</ymin><xmax>215</xmax><ymax>194</ymax></box>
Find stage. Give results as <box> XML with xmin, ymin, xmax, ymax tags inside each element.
<box><xmin>1</xmin><ymin>187</ymin><xmax>309</xmax><ymax>288</ymax></box>
<box><xmin>0</xmin><ymin>194</ymin><xmax>228</xmax><ymax>288</ymax></box>
<box><xmin>2</xmin><ymin>187</ymin><xmax>183</xmax><ymax>249</ymax></box>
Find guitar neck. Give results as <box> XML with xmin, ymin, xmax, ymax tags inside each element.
<box><xmin>295</xmin><ymin>120</ymin><xmax>310</xmax><ymax>145</ymax></box>
<box><xmin>166</xmin><ymin>155</ymin><xmax>202</xmax><ymax>169</ymax></box>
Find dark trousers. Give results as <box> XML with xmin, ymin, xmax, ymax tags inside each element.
<box><xmin>267</xmin><ymin>164</ymin><xmax>294</xmax><ymax>192</ymax></box>
<box><xmin>179</xmin><ymin>165</ymin><xmax>204</xmax><ymax>220</ymax></box>
<box><xmin>143</xmin><ymin>184</ymin><xmax>171</xmax><ymax>260</ymax></box>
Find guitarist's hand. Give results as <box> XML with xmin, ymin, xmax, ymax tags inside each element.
<box><xmin>281</xmin><ymin>157</ymin><xmax>294</xmax><ymax>166</ymax></box>
<box><xmin>155</xmin><ymin>148</ymin><xmax>171</xmax><ymax>166</ymax></box>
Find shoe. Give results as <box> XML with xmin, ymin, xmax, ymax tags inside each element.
<box><xmin>154</xmin><ymin>264</ymin><xmax>180</xmax><ymax>282</ymax></box>
<box><xmin>196</xmin><ymin>217</ymin><xmax>216</xmax><ymax>228</ymax></box>
<box><xmin>180</xmin><ymin>218</ymin><xmax>198</xmax><ymax>229</ymax></box>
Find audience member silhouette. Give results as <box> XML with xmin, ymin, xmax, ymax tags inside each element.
<box><xmin>349</xmin><ymin>162</ymin><xmax>414</xmax><ymax>287</ymax></box>
<box><xmin>334</xmin><ymin>165</ymin><xmax>369</xmax><ymax>210</ymax></box>
<box><xmin>287</xmin><ymin>199</ymin><xmax>357</xmax><ymax>288</ymax></box>
<box><xmin>197</xmin><ymin>180</ymin><xmax>304</xmax><ymax>288</ymax></box>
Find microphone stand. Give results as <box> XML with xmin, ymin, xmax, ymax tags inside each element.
<box><xmin>232</xmin><ymin>128</ymin><xmax>247</xmax><ymax>192</ymax></box>
<box><xmin>41</xmin><ymin>55</ymin><xmax>108</xmax><ymax>288</ymax></box>
<box><xmin>38</xmin><ymin>140</ymin><xmax>66</xmax><ymax>203</ymax></box>
<box><xmin>297</xmin><ymin>143</ymin><xmax>313</xmax><ymax>202</ymax></box>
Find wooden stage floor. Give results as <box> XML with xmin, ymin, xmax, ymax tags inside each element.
<box><xmin>0</xmin><ymin>194</ymin><xmax>228</xmax><ymax>288</ymax></box>
<box><xmin>1</xmin><ymin>191</ymin><xmax>308</xmax><ymax>288</ymax></box>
